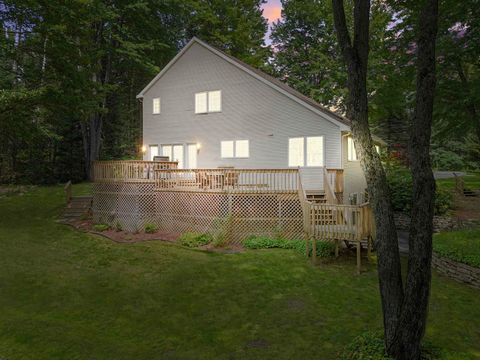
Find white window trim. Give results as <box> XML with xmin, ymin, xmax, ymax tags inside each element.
<box><xmin>288</xmin><ymin>136</ymin><xmax>325</xmax><ymax>168</ymax></box>
<box><xmin>152</xmin><ymin>97</ymin><xmax>161</xmax><ymax>114</ymax></box>
<box><xmin>195</xmin><ymin>90</ymin><xmax>222</xmax><ymax>114</ymax></box>
<box><xmin>221</xmin><ymin>139</ymin><xmax>249</xmax><ymax>159</ymax></box>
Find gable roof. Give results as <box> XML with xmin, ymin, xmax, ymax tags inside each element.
<box><xmin>137</xmin><ymin>37</ymin><xmax>351</xmax><ymax>129</ymax></box>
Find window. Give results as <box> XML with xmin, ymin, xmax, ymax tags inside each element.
<box><xmin>195</xmin><ymin>92</ymin><xmax>207</xmax><ymax>114</ymax></box>
<box><xmin>149</xmin><ymin>145</ymin><xmax>158</xmax><ymax>161</ymax></box>
<box><xmin>347</xmin><ymin>136</ymin><xmax>358</xmax><ymax>161</ymax></box>
<box><xmin>235</xmin><ymin>140</ymin><xmax>249</xmax><ymax>158</ymax></box>
<box><xmin>288</xmin><ymin>137</ymin><xmax>304</xmax><ymax>167</ymax></box>
<box><xmin>289</xmin><ymin>136</ymin><xmax>324</xmax><ymax>167</ymax></box>
<box><xmin>306</xmin><ymin>136</ymin><xmax>324</xmax><ymax>166</ymax></box>
<box><xmin>161</xmin><ymin>144</ymin><xmax>184</xmax><ymax>168</ymax></box>
<box><xmin>195</xmin><ymin>90</ymin><xmax>221</xmax><ymax>114</ymax></box>
<box><xmin>221</xmin><ymin>141</ymin><xmax>234</xmax><ymax>158</ymax></box>
<box><xmin>208</xmin><ymin>90</ymin><xmax>221</xmax><ymax>112</ymax></box>
<box><xmin>221</xmin><ymin>140</ymin><xmax>249</xmax><ymax>158</ymax></box>
<box><xmin>153</xmin><ymin>98</ymin><xmax>161</xmax><ymax>114</ymax></box>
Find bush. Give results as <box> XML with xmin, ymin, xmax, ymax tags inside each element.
<box><xmin>340</xmin><ymin>332</ymin><xmax>470</xmax><ymax>360</ymax></box>
<box><xmin>144</xmin><ymin>223</ymin><xmax>158</xmax><ymax>234</ymax></box>
<box><xmin>386</xmin><ymin>162</ymin><xmax>452</xmax><ymax>215</ymax></box>
<box><xmin>179</xmin><ymin>232</ymin><xmax>213</xmax><ymax>248</ymax></box>
<box><xmin>243</xmin><ymin>236</ymin><xmax>335</xmax><ymax>258</ymax></box>
<box><xmin>340</xmin><ymin>332</ymin><xmax>390</xmax><ymax>359</ymax></box>
<box><xmin>93</xmin><ymin>223</ymin><xmax>110</xmax><ymax>232</ymax></box>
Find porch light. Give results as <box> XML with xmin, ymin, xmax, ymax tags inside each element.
<box><xmin>196</xmin><ymin>143</ymin><xmax>201</xmax><ymax>150</ymax></box>
<box><xmin>141</xmin><ymin>145</ymin><xmax>147</xmax><ymax>154</ymax></box>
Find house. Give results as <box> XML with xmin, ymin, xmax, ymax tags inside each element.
<box><xmin>91</xmin><ymin>37</ymin><xmax>377</xmax><ymax>255</ymax></box>
<box><xmin>136</xmin><ymin>37</ymin><xmax>378</xmax><ymax>203</ymax></box>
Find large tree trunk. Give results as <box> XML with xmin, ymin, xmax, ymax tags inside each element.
<box><xmin>331</xmin><ymin>0</ymin><xmax>404</xmax><ymax>351</ymax></box>
<box><xmin>395</xmin><ymin>1</ymin><xmax>439</xmax><ymax>359</ymax></box>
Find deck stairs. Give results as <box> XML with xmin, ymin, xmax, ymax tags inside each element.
<box><xmin>59</xmin><ymin>195</ymin><xmax>93</xmax><ymax>223</ymax></box>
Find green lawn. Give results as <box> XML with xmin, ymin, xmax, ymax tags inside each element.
<box><xmin>436</xmin><ymin>171</ymin><xmax>480</xmax><ymax>191</ymax></box>
<box><xmin>0</xmin><ymin>185</ymin><xmax>479</xmax><ymax>359</ymax></box>
<box><xmin>434</xmin><ymin>229</ymin><xmax>480</xmax><ymax>268</ymax></box>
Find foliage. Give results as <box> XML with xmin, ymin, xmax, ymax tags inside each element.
<box><xmin>340</xmin><ymin>332</ymin><xmax>470</xmax><ymax>360</ymax></box>
<box><xmin>0</xmin><ymin>0</ymin><xmax>268</xmax><ymax>184</ymax></box>
<box><xmin>433</xmin><ymin>229</ymin><xmax>480</xmax><ymax>268</ymax></box>
<box><xmin>93</xmin><ymin>223</ymin><xmax>110</xmax><ymax>232</ymax></box>
<box><xmin>179</xmin><ymin>232</ymin><xmax>213</xmax><ymax>248</ymax></box>
<box><xmin>243</xmin><ymin>236</ymin><xmax>335</xmax><ymax>258</ymax></box>
<box><xmin>0</xmin><ymin>184</ymin><xmax>479</xmax><ymax>358</ymax></box>
<box><xmin>385</xmin><ymin>162</ymin><xmax>452</xmax><ymax>215</ymax></box>
<box><xmin>340</xmin><ymin>332</ymin><xmax>391</xmax><ymax>360</ymax></box>
<box><xmin>144</xmin><ymin>223</ymin><xmax>158</xmax><ymax>234</ymax></box>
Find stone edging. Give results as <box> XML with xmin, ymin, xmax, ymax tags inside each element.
<box><xmin>432</xmin><ymin>253</ymin><xmax>480</xmax><ymax>289</ymax></box>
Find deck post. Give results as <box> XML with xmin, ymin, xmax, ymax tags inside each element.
<box><xmin>356</xmin><ymin>240</ymin><xmax>361</xmax><ymax>274</ymax></box>
<box><xmin>305</xmin><ymin>235</ymin><xmax>310</xmax><ymax>258</ymax></box>
<box><xmin>311</xmin><ymin>237</ymin><xmax>317</xmax><ymax>264</ymax></box>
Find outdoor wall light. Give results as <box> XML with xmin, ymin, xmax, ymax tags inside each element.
<box><xmin>196</xmin><ymin>143</ymin><xmax>201</xmax><ymax>150</ymax></box>
<box><xmin>141</xmin><ymin>145</ymin><xmax>147</xmax><ymax>153</ymax></box>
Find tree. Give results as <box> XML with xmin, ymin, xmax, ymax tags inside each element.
<box><xmin>269</xmin><ymin>0</ymin><xmax>347</xmax><ymax>109</ymax></box>
<box><xmin>331</xmin><ymin>0</ymin><xmax>404</xmax><ymax>351</ymax></box>
<box><xmin>331</xmin><ymin>0</ymin><xmax>439</xmax><ymax>358</ymax></box>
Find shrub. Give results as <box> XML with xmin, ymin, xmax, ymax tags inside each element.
<box><xmin>386</xmin><ymin>162</ymin><xmax>452</xmax><ymax>215</ymax></box>
<box><xmin>114</xmin><ymin>222</ymin><xmax>123</xmax><ymax>232</ymax></box>
<box><xmin>340</xmin><ymin>332</ymin><xmax>390</xmax><ymax>360</ymax></box>
<box><xmin>93</xmin><ymin>223</ymin><xmax>110</xmax><ymax>232</ymax></box>
<box><xmin>243</xmin><ymin>236</ymin><xmax>335</xmax><ymax>258</ymax></box>
<box><xmin>179</xmin><ymin>232</ymin><xmax>213</xmax><ymax>248</ymax></box>
<box><xmin>144</xmin><ymin>223</ymin><xmax>158</xmax><ymax>234</ymax></box>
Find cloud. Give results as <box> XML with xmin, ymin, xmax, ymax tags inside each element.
<box><xmin>263</xmin><ymin>1</ymin><xmax>282</xmax><ymax>24</ymax></box>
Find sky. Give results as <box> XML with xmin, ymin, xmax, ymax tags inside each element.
<box><xmin>262</xmin><ymin>0</ymin><xmax>283</xmax><ymax>44</ymax></box>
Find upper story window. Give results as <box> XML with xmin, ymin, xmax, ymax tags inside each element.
<box><xmin>347</xmin><ymin>136</ymin><xmax>358</xmax><ymax>161</ymax></box>
<box><xmin>221</xmin><ymin>140</ymin><xmax>249</xmax><ymax>158</ymax></box>
<box><xmin>288</xmin><ymin>136</ymin><xmax>324</xmax><ymax>167</ymax></box>
<box><xmin>153</xmin><ymin>98</ymin><xmax>161</xmax><ymax>114</ymax></box>
<box><xmin>195</xmin><ymin>90</ymin><xmax>221</xmax><ymax>114</ymax></box>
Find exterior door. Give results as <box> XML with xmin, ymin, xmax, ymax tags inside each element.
<box><xmin>187</xmin><ymin>144</ymin><xmax>197</xmax><ymax>169</ymax></box>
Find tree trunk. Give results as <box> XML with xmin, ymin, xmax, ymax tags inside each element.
<box><xmin>395</xmin><ymin>1</ymin><xmax>438</xmax><ymax>359</ymax></box>
<box><xmin>81</xmin><ymin>112</ymin><xmax>103</xmax><ymax>180</ymax></box>
<box><xmin>331</xmin><ymin>0</ymin><xmax>404</xmax><ymax>351</ymax></box>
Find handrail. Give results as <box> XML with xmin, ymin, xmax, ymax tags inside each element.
<box><xmin>64</xmin><ymin>180</ymin><xmax>72</xmax><ymax>204</ymax></box>
<box><xmin>323</xmin><ymin>167</ymin><xmax>338</xmax><ymax>204</ymax></box>
<box><xmin>154</xmin><ymin>168</ymin><xmax>299</xmax><ymax>193</ymax></box>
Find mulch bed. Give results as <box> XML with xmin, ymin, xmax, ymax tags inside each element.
<box><xmin>60</xmin><ymin>218</ymin><xmax>180</xmax><ymax>243</ymax></box>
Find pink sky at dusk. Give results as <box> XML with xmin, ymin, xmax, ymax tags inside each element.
<box><xmin>262</xmin><ymin>0</ymin><xmax>283</xmax><ymax>44</ymax></box>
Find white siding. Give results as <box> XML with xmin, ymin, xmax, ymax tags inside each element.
<box><xmin>142</xmin><ymin>42</ymin><xmax>343</xmax><ymax>189</ymax></box>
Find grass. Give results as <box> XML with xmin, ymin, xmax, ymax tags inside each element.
<box><xmin>0</xmin><ymin>184</ymin><xmax>479</xmax><ymax>359</ymax></box>
<box><xmin>433</xmin><ymin>229</ymin><xmax>480</xmax><ymax>268</ymax></box>
<box><xmin>436</xmin><ymin>171</ymin><xmax>480</xmax><ymax>191</ymax></box>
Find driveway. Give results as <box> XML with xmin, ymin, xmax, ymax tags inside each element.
<box><xmin>433</xmin><ymin>171</ymin><xmax>465</xmax><ymax>179</ymax></box>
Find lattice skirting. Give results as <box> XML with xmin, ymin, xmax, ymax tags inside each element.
<box><xmin>92</xmin><ymin>183</ymin><xmax>304</xmax><ymax>244</ymax></box>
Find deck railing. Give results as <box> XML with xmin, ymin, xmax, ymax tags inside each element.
<box><xmin>305</xmin><ymin>202</ymin><xmax>374</xmax><ymax>241</ymax></box>
<box><xmin>93</xmin><ymin>160</ymin><xmax>178</xmax><ymax>182</ymax></box>
<box><xmin>154</xmin><ymin>168</ymin><xmax>299</xmax><ymax>193</ymax></box>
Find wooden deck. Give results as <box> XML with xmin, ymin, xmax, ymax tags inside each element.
<box><xmin>92</xmin><ymin>161</ymin><xmax>375</xmax><ymax>255</ymax></box>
